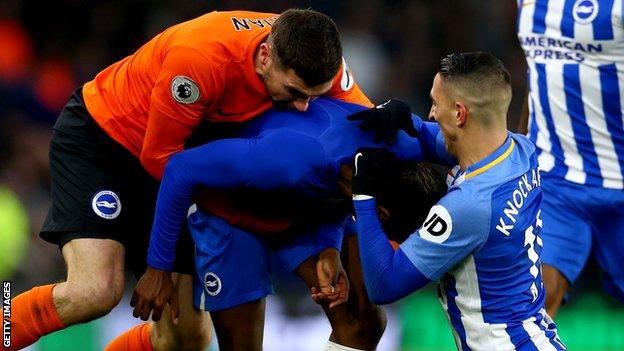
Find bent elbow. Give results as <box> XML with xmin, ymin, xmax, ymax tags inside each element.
<box><xmin>366</xmin><ymin>285</ymin><xmax>398</xmax><ymax>305</ymax></box>
<box><xmin>369</xmin><ymin>294</ymin><xmax>396</xmax><ymax>306</ymax></box>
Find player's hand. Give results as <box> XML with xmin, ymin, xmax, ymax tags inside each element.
<box><xmin>311</xmin><ymin>248</ymin><xmax>349</xmax><ymax>308</ymax></box>
<box><xmin>131</xmin><ymin>266</ymin><xmax>180</xmax><ymax>324</ymax></box>
<box><xmin>347</xmin><ymin>99</ymin><xmax>418</xmax><ymax>145</ymax></box>
<box><xmin>352</xmin><ymin>148</ymin><xmax>399</xmax><ymax>197</ymax></box>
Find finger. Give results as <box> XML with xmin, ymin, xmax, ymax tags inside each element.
<box><xmin>329</xmin><ymin>297</ymin><xmax>348</xmax><ymax>309</ymax></box>
<box><xmin>138</xmin><ymin>303</ymin><xmax>152</xmax><ymax>321</ymax></box>
<box><xmin>328</xmin><ymin>291</ymin><xmax>348</xmax><ymax>308</ymax></box>
<box><xmin>170</xmin><ymin>292</ymin><xmax>180</xmax><ymax>325</ymax></box>
<box><xmin>329</xmin><ymin>300</ymin><xmax>341</xmax><ymax>308</ymax></box>
<box><xmin>377</xmin><ymin>114</ymin><xmax>392</xmax><ymax>145</ymax></box>
<box><xmin>318</xmin><ymin>284</ymin><xmax>336</xmax><ymax>294</ymax></box>
<box><xmin>311</xmin><ymin>293</ymin><xmax>325</xmax><ymax>304</ymax></box>
<box><xmin>403</xmin><ymin>118</ymin><xmax>420</xmax><ymax>137</ymax></box>
<box><xmin>132</xmin><ymin>298</ymin><xmax>144</xmax><ymax>319</ymax></box>
<box><xmin>151</xmin><ymin>303</ymin><xmax>163</xmax><ymax>322</ymax></box>
<box><xmin>319</xmin><ymin>284</ymin><xmax>335</xmax><ymax>295</ymax></box>
<box><xmin>130</xmin><ymin>291</ymin><xmax>138</xmax><ymax>308</ymax></box>
<box><xmin>346</xmin><ymin>109</ymin><xmax>372</xmax><ymax>121</ymax></box>
<box><xmin>359</xmin><ymin>111</ymin><xmax>379</xmax><ymax>131</ymax></box>
<box><xmin>315</xmin><ymin>293</ymin><xmax>339</xmax><ymax>304</ymax></box>
<box><xmin>373</xmin><ymin>131</ymin><xmax>382</xmax><ymax>144</ymax></box>
<box><xmin>384</xmin><ymin>119</ymin><xmax>398</xmax><ymax>145</ymax></box>
<box><xmin>311</xmin><ymin>292</ymin><xmax>327</xmax><ymax>303</ymax></box>
<box><xmin>143</xmin><ymin>302</ymin><xmax>155</xmax><ymax>321</ymax></box>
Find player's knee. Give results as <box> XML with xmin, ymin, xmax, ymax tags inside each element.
<box><xmin>157</xmin><ymin>329</ymin><xmax>212</xmax><ymax>351</ymax></box>
<box><xmin>178</xmin><ymin>326</ymin><xmax>212</xmax><ymax>351</ymax></box>
<box><xmin>85</xmin><ymin>283</ymin><xmax>123</xmax><ymax>318</ymax></box>
<box><xmin>93</xmin><ymin>285</ymin><xmax>123</xmax><ymax>317</ymax></box>
<box><xmin>65</xmin><ymin>272</ymin><xmax>124</xmax><ymax>318</ymax></box>
<box><xmin>154</xmin><ymin>319</ymin><xmax>212</xmax><ymax>351</ymax></box>
<box><xmin>170</xmin><ymin>333</ymin><xmax>212</xmax><ymax>351</ymax></box>
<box><xmin>331</xmin><ymin>305</ymin><xmax>386</xmax><ymax>344</ymax></box>
<box><xmin>353</xmin><ymin>306</ymin><xmax>386</xmax><ymax>340</ymax></box>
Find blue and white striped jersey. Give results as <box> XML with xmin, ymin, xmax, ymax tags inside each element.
<box><xmin>518</xmin><ymin>0</ymin><xmax>624</xmax><ymax>189</ymax></box>
<box><xmin>401</xmin><ymin>133</ymin><xmax>565</xmax><ymax>350</ymax></box>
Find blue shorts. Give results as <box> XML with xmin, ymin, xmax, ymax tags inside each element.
<box><xmin>189</xmin><ymin>208</ymin><xmax>348</xmax><ymax>312</ymax></box>
<box><xmin>540</xmin><ymin>174</ymin><xmax>624</xmax><ymax>302</ymax></box>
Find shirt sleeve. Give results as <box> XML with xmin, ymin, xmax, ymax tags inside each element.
<box><xmin>353</xmin><ymin>198</ymin><xmax>431</xmax><ymax>304</ymax></box>
<box><xmin>315</xmin><ymin>216</ymin><xmax>352</xmax><ymax>252</ymax></box>
<box><xmin>141</xmin><ymin>47</ymin><xmax>221</xmax><ymax>179</ymax></box>
<box><xmin>399</xmin><ymin>189</ymin><xmax>490</xmax><ymax>281</ymax></box>
<box><xmin>324</xmin><ymin>58</ymin><xmax>374</xmax><ymax>107</ymax></box>
<box><xmin>147</xmin><ymin>130</ymin><xmax>326</xmax><ymax>271</ymax></box>
<box><xmin>389</xmin><ymin>116</ymin><xmax>456</xmax><ymax>165</ymax></box>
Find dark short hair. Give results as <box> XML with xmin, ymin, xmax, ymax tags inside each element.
<box><xmin>271</xmin><ymin>9</ymin><xmax>342</xmax><ymax>87</ymax></box>
<box><xmin>377</xmin><ymin>161</ymin><xmax>447</xmax><ymax>243</ymax></box>
<box><xmin>438</xmin><ymin>51</ymin><xmax>511</xmax><ymax>87</ymax></box>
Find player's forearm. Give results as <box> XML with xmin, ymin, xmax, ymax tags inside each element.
<box><xmin>353</xmin><ymin>198</ymin><xmax>429</xmax><ymax>304</ymax></box>
<box><xmin>146</xmin><ymin>154</ymin><xmax>197</xmax><ymax>270</ymax></box>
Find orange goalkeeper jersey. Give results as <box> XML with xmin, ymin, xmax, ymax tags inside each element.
<box><xmin>82</xmin><ymin>10</ymin><xmax>372</xmax><ymax>179</ymax></box>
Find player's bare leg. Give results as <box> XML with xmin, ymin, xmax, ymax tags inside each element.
<box><xmin>297</xmin><ymin>235</ymin><xmax>386</xmax><ymax>350</ymax></box>
<box><xmin>53</xmin><ymin>238</ymin><xmax>126</xmax><ymax>324</ymax></box>
<box><xmin>11</xmin><ymin>238</ymin><xmax>125</xmax><ymax>349</ymax></box>
<box><xmin>150</xmin><ymin>273</ymin><xmax>212</xmax><ymax>351</ymax></box>
<box><xmin>542</xmin><ymin>263</ymin><xmax>570</xmax><ymax>318</ymax></box>
<box><xmin>209</xmin><ymin>299</ymin><xmax>266</xmax><ymax>351</ymax></box>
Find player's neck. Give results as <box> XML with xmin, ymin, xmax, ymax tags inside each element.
<box><xmin>457</xmin><ymin>127</ymin><xmax>508</xmax><ymax>170</ymax></box>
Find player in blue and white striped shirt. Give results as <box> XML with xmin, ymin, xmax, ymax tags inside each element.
<box><xmin>351</xmin><ymin>52</ymin><xmax>566</xmax><ymax>350</ymax></box>
<box><xmin>517</xmin><ymin>0</ymin><xmax>624</xmax><ymax>316</ymax></box>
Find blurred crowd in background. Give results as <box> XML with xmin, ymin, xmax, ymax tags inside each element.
<box><xmin>0</xmin><ymin>0</ymin><xmax>524</xmax><ymax>294</ymax></box>
<box><xmin>1</xmin><ymin>1</ymin><xmax>622</xmax><ymax>350</ymax></box>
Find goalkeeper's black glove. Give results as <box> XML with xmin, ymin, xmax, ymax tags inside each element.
<box><xmin>352</xmin><ymin>148</ymin><xmax>399</xmax><ymax>198</ymax></box>
<box><xmin>347</xmin><ymin>99</ymin><xmax>418</xmax><ymax>145</ymax></box>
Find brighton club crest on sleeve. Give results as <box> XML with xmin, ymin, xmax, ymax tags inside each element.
<box><xmin>171</xmin><ymin>75</ymin><xmax>201</xmax><ymax>104</ymax></box>
<box><xmin>92</xmin><ymin>190</ymin><xmax>122</xmax><ymax>219</ymax></box>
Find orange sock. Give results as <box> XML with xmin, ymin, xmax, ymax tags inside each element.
<box><xmin>104</xmin><ymin>322</ymin><xmax>153</xmax><ymax>351</ymax></box>
<box><xmin>9</xmin><ymin>284</ymin><xmax>65</xmax><ymax>350</ymax></box>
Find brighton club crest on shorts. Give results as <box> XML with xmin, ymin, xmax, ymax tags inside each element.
<box><xmin>204</xmin><ymin>272</ymin><xmax>222</xmax><ymax>296</ymax></box>
<box><xmin>91</xmin><ymin>190</ymin><xmax>121</xmax><ymax>219</ymax></box>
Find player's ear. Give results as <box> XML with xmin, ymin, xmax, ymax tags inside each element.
<box><xmin>376</xmin><ymin>205</ymin><xmax>390</xmax><ymax>222</ymax></box>
<box><xmin>258</xmin><ymin>42</ymin><xmax>271</xmax><ymax>69</ymax></box>
<box><xmin>455</xmin><ymin>101</ymin><xmax>467</xmax><ymax>127</ymax></box>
